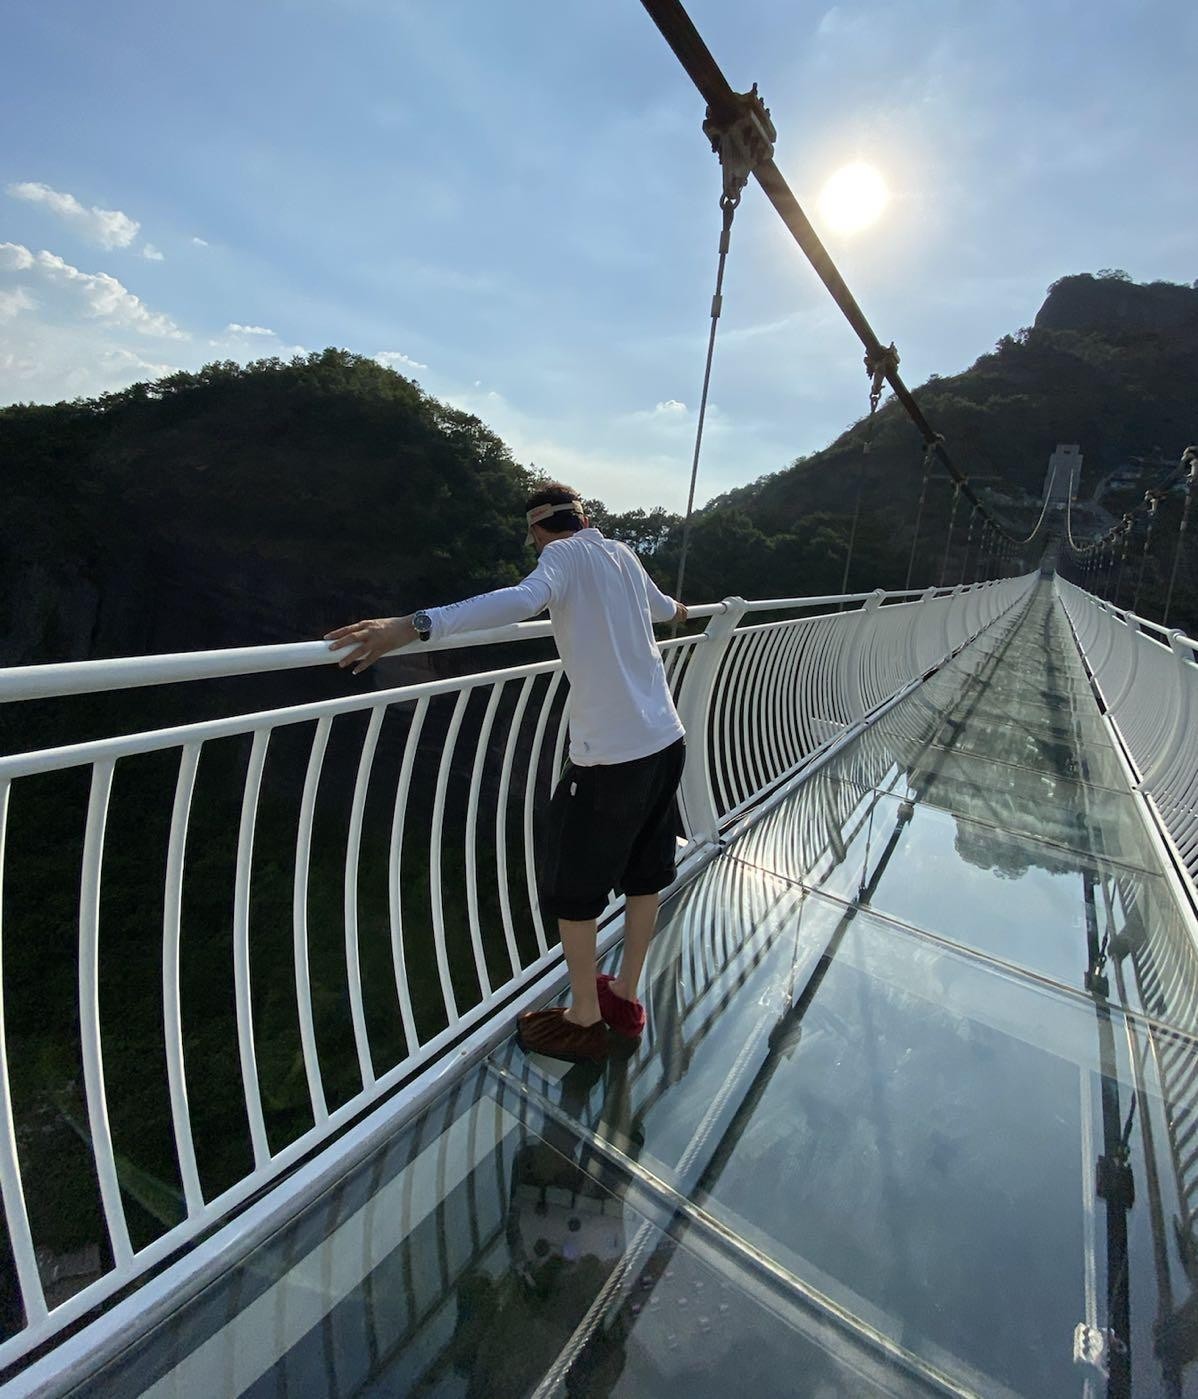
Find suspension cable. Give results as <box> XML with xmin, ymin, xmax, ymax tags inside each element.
<box><xmin>1113</xmin><ymin>517</ymin><xmax>1133</xmax><ymax>606</ymax></box>
<box><xmin>1163</xmin><ymin>447</ymin><xmax>1198</xmax><ymax>625</ymax></box>
<box><xmin>675</xmin><ymin>196</ymin><xmax>736</xmax><ymax>602</ymax></box>
<box><xmin>960</xmin><ymin>503</ymin><xmax>979</xmax><ymax>585</ymax></box>
<box><xmin>841</xmin><ymin>342</ymin><xmax>899</xmax><ymax>596</ymax></box>
<box><xmin>939</xmin><ymin>480</ymin><xmax>962</xmax><ymax>587</ymax></box>
<box><xmin>673</xmin><ymin>83</ymin><xmax>775</xmax><ymax>602</ymax></box>
<box><xmin>1132</xmin><ymin>490</ymin><xmax>1163</xmax><ymax>613</ymax></box>
<box><xmin>1063</xmin><ymin>445</ymin><xmax>1195</xmax><ymax>591</ymax></box>
<box><xmin>904</xmin><ymin>436</ymin><xmax>939</xmax><ymax>589</ymax></box>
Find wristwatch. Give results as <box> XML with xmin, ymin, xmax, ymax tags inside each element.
<box><xmin>413</xmin><ymin>610</ymin><xmax>433</xmax><ymax>642</ymax></box>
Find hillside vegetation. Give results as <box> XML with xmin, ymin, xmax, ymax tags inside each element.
<box><xmin>679</xmin><ymin>271</ymin><xmax>1197</xmax><ymax>602</ymax></box>
<box><xmin>3</xmin><ymin>271</ymin><xmax>1195</xmax><ymax>667</ymax></box>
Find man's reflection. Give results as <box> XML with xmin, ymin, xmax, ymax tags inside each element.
<box><xmin>440</xmin><ymin>1060</ymin><xmax>634</xmax><ymax>1397</ymax></box>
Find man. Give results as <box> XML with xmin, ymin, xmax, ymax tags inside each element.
<box><xmin>325</xmin><ymin>483</ymin><xmax>688</xmax><ymax>1063</ymax></box>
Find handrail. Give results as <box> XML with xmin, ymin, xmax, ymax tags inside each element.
<box><xmin>0</xmin><ymin>591</ymin><xmax>994</xmax><ymax>705</ymax></box>
<box><xmin>0</xmin><ymin>574</ymin><xmax>1033</xmax><ymax>1372</ymax></box>
<box><xmin>0</xmin><ymin>602</ymin><xmax>733</xmax><ymax>705</ymax></box>
<box><xmin>1055</xmin><ymin>577</ymin><xmax>1198</xmax><ymax>898</ymax></box>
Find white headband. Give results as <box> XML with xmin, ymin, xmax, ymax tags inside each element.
<box><xmin>525</xmin><ymin>499</ymin><xmax>584</xmax><ymax>542</ymax></box>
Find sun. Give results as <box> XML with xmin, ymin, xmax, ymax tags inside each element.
<box><xmin>817</xmin><ymin>162</ymin><xmax>889</xmax><ymax>235</ymax></box>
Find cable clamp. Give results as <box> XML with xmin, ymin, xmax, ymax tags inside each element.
<box><xmin>702</xmin><ymin>83</ymin><xmax>776</xmax><ymax>208</ymax></box>
<box><xmin>863</xmin><ymin>342</ymin><xmax>900</xmax><ymax>412</ymax></box>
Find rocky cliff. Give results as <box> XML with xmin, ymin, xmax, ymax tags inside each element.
<box><xmin>1034</xmin><ymin>272</ymin><xmax>1198</xmax><ymax>336</ymax></box>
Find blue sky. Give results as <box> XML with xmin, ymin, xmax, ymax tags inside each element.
<box><xmin>1</xmin><ymin>0</ymin><xmax>1194</xmax><ymax>511</ymax></box>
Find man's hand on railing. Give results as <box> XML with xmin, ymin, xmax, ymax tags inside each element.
<box><xmin>324</xmin><ymin>616</ymin><xmax>418</xmax><ymax>674</ymax></box>
<box><xmin>673</xmin><ymin>602</ymin><xmax>688</xmax><ymax>626</ymax></box>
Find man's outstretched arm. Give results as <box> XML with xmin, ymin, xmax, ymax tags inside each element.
<box><xmin>325</xmin><ymin>569</ymin><xmax>556</xmax><ymax>674</ymax></box>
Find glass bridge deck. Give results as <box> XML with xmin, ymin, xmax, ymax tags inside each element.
<box><xmin>76</xmin><ymin>586</ymin><xmax>1198</xmax><ymax>1398</ymax></box>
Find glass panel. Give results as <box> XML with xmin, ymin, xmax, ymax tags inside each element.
<box><xmin>938</xmin><ymin>697</ymin><xmax>1115</xmax><ymax>746</ymax></box>
<box><xmin>507</xmin><ymin>868</ymin><xmax>1198</xmax><ymax>1399</ymax></box>
<box><xmin>731</xmin><ymin>771</ymin><xmax>1198</xmax><ymax>1034</ymax></box>
<box><xmin>945</xmin><ymin>652</ymin><xmax>1090</xmax><ymax>687</ymax></box>
<box><xmin>829</xmin><ymin>742</ymin><xmax>1158</xmax><ymax>869</ymax></box>
<box><xmin>76</xmin><ymin>1059</ymin><xmax>924</xmax><ymax>1399</ymax></box>
<box><xmin>865</xmin><ymin>699</ymin><xmax>1128</xmax><ymax>792</ymax></box>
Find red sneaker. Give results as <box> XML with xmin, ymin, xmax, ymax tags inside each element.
<box><xmin>597</xmin><ymin>974</ymin><xmax>646</xmax><ymax>1038</ymax></box>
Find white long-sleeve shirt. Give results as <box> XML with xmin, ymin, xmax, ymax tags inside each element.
<box><xmin>425</xmin><ymin>528</ymin><xmax>684</xmax><ymax>766</ymax></box>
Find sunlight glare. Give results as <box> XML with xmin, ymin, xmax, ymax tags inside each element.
<box><xmin>818</xmin><ymin>162</ymin><xmax>890</xmax><ymax>235</ymax></box>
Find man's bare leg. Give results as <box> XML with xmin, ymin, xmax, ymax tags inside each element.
<box><xmin>609</xmin><ymin>893</ymin><xmax>658</xmax><ymax>1003</ymax></box>
<box><xmin>559</xmin><ymin>917</ymin><xmax>603</xmax><ymax>1026</ymax></box>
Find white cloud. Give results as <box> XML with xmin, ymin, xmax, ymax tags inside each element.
<box><xmin>0</xmin><ymin>242</ymin><xmax>185</xmax><ymax>340</ymax></box>
<box><xmin>101</xmin><ymin>346</ymin><xmax>180</xmax><ymax>377</ymax></box>
<box><xmin>816</xmin><ymin>6</ymin><xmax>863</xmax><ymax>38</ymax></box>
<box><xmin>0</xmin><ymin>288</ymin><xmax>35</xmax><ymax>321</ymax></box>
<box><xmin>375</xmin><ymin>349</ymin><xmax>428</xmax><ymax>371</ymax></box>
<box><xmin>35</xmin><ymin>250</ymin><xmax>184</xmax><ymax>338</ymax></box>
<box><xmin>226</xmin><ymin>322</ymin><xmax>277</xmax><ymax>337</ymax></box>
<box><xmin>654</xmin><ymin>399</ymin><xmax>687</xmax><ymax>414</ymax></box>
<box><xmin>191</xmin><ymin>236</ymin><xmax>209</xmax><ymax>247</ymax></box>
<box><xmin>7</xmin><ymin>181</ymin><xmax>140</xmax><ymax>250</ymax></box>
<box><xmin>0</xmin><ymin>249</ymin><xmax>324</xmax><ymax>406</ymax></box>
<box><xmin>141</xmin><ymin>243</ymin><xmax>164</xmax><ymax>261</ymax></box>
<box><xmin>0</xmin><ymin>351</ymin><xmax>37</xmax><ymax>376</ymax></box>
<box><xmin>0</xmin><ymin>242</ymin><xmax>35</xmax><ymax>271</ymax></box>
<box><xmin>433</xmin><ymin>382</ymin><xmax>710</xmax><ymax>512</ymax></box>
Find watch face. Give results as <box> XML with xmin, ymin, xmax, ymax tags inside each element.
<box><xmin>413</xmin><ymin>611</ymin><xmax>431</xmax><ymax>630</ymax></box>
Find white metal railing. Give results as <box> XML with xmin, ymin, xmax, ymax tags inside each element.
<box><xmin>1055</xmin><ymin>577</ymin><xmax>1198</xmax><ymax>894</ymax></box>
<box><xmin>0</xmin><ymin>574</ymin><xmax>1032</xmax><ymax>1370</ymax></box>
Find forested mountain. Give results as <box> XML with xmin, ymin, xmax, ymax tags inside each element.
<box><xmin>672</xmin><ymin>271</ymin><xmax>1198</xmax><ymax>603</ymax></box>
<box><xmin>1</xmin><ymin>350</ymin><xmax>535</xmax><ymax>668</ymax></box>
<box><xmin>2</xmin><ymin>270</ymin><xmax>1196</xmax><ymax>674</ymax></box>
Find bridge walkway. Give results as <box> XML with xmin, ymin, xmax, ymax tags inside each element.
<box><xmin>70</xmin><ymin>583</ymin><xmax>1198</xmax><ymax>1398</ymax></box>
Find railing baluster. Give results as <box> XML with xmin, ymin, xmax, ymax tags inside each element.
<box><xmin>790</xmin><ymin>623</ymin><xmax>819</xmax><ymax>758</ymax></box>
<box><xmin>430</xmin><ymin>690</ymin><xmax>471</xmax><ymax>1027</ymax></box>
<box><xmin>740</xmin><ymin>628</ymin><xmax>772</xmax><ymax>794</ymax></box>
<box><xmin>712</xmin><ymin>637</ymin><xmax>741</xmax><ymax>817</ymax></box>
<box><xmin>388</xmin><ymin>698</ymin><xmax>428</xmax><ymax>1056</ymax></box>
<box><xmin>741</xmin><ymin>626</ymin><xmax>775</xmax><ymax>794</ymax></box>
<box><xmin>551</xmin><ymin>687</ymin><xmax>572</xmax><ymax>784</ymax></box>
<box><xmin>233</xmin><ymin>730</ymin><xmax>272</xmax><ymax>1169</ymax></box>
<box><xmin>163</xmin><ymin>741</ymin><xmax>204</xmax><ymax>1216</ymax></box>
<box><xmin>523</xmin><ymin>671</ymin><xmax>564</xmax><ymax>954</ymax></box>
<box><xmin>344</xmin><ymin>707</ymin><xmax>384</xmax><ymax>1089</ymax></box>
<box><xmin>294</xmin><ymin>717</ymin><xmax>331</xmax><ymax>1126</ymax></box>
<box><xmin>662</xmin><ymin>643</ymin><xmax>679</xmax><ymax>686</ymax></box>
<box><xmin>0</xmin><ymin>779</ymin><xmax>49</xmax><ymax>1324</ymax></box>
<box><xmin>761</xmin><ymin>624</ymin><xmax>789</xmax><ymax>775</ymax></box>
<box><xmin>776</xmin><ymin>622</ymin><xmax>807</xmax><ymax>769</ymax></box>
<box><xmin>495</xmin><ymin>676</ymin><xmax>535</xmax><ymax>977</ymax></box>
<box><xmin>79</xmin><ymin>758</ymin><xmax>133</xmax><ymax>1266</ymax></box>
<box><xmin>757</xmin><ymin>624</ymin><xmax>791</xmax><ymax>784</ymax></box>
<box><xmin>725</xmin><ymin>631</ymin><xmax>758</xmax><ymax>808</ymax></box>
<box><xmin>741</xmin><ymin>627</ymin><xmax>765</xmax><ymax>785</ymax></box>
<box><xmin>465</xmin><ymin>684</ymin><xmax>503</xmax><ymax>1003</ymax></box>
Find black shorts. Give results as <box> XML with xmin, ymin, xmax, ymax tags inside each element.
<box><xmin>541</xmin><ymin>737</ymin><xmax>687</xmax><ymax>922</ymax></box>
